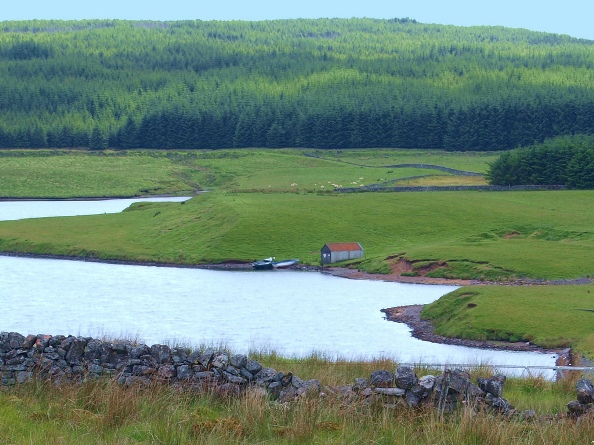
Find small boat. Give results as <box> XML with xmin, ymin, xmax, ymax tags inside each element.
<box><xmin>272</xmin><ymin>259</ymin><xmax>300</xmax><ymax>269</ymax></box>
<box><xmin>252</xmin><ymin>257</ymin><xmax>275</xmax><ymax>270</ymax></box>
<box><xmin>252</xmin><ymin>257</ymin><xmax>300</xmax><ymax>270</ymax></box>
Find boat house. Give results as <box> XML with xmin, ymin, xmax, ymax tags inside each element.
<box><xmin>320</xmin><ymin>242</ymin><xmax>364</xmax><ymax>264</ymax></box>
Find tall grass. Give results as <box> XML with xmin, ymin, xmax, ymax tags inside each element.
<box><xmin>0</xmin><ymin>364</ymin><xmax>589</xmax><ymax>445</ymax></box>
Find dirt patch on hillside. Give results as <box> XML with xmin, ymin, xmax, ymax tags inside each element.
<box><xmin>323</xmin><ymin>267</ymin><xmax>473</xmax><ymax>286</ymax></box>
<box><xmin>321</xmin><ymin>258</ymin><xmax>473</xmax><ymax>286</ymax></box>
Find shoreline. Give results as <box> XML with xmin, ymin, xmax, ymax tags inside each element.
<box><xmin>0</xmin><ymin>193</ymin><xmax>198</xmax><ymax>202</ymax></box>
<box><xmin>380</xmin><ymin>304</ymin><xmax>564</xmax><ymax>354</ymax></box>
<box><xmin>0</xmin><ymin>251</ymin><xmax>582</xmax><ymax>363</ymax></box>
<box><xmin>320</xmin><ymin>267</ymin><xmax>577</xmax><ymax>366</ymax></box>
<box><xmin>380</xmin><ymin>304</ymin><xmax>572</xmax><ymax>367</ymax></box>
<box><xmin>319</xmin><ymin>265</ymin><xmax>593</xmax><ymax>286</ymax></box>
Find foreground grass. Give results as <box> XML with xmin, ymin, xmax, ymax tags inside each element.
<box><xmin>0</xmin><ymin>362</ymin><xmax>588</xmax><ymax>445</ymax></box>
<box><xmin>422</xmin><ymin>285</ymin><xmax>594</xmax><ymax>352</ymax></box>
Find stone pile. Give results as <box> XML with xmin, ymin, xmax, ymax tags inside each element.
<box><xmin>567</xmin><ymin>377</ymin><xmax>594</xmax><ymax>417</ymax></box>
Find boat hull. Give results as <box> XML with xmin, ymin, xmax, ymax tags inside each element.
<box><xmin>252</xmin><ymin>257</ymin><xmax>275</xmax><ymax>270</ymax></box>
<box><xmin>272</xmin><ymin>259</ymin><xmax>300</xmax><ymax>269</ymax></box>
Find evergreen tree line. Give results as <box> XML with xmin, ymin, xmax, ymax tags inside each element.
<box><xmin>1</xmin><ymin>18</ymin><xmax>594</xmax><ymax>150</ymax></box>
<box><xmin>107</xmin><ymin>100</ymin><xmax>594</xmax><ymax>150</ymax></box>
<box><xmin>487</xmin><ymin>135</ymin><xmax>594</xmax><ymax>189</ymax></box>
<box><xmin>2</xmin><ymin>99</ymin><xmax>594</xmax><ymax>151</ymax></box>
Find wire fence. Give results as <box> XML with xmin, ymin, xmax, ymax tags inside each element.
<box><xmin>399</xmin><ymin>363</ymin><xmax>594</xmax><ymax>379</ymax></box>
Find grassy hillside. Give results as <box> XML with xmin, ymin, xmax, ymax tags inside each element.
<box><xmin>1</xmin><ymin>19</ymin><xmax>594</xmax><ymax>150</ymax></box>
<box><xmin>422</xmin><ymin>286</ymin><xmax>594</xmax><ymax>352</ymax></box>
<box><xmin>0</xmin><ymin>190</ymin><xmax>591</xmax><ymax>282</ymax></box>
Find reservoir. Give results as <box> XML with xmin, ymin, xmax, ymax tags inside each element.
<box><xmin>0</xmin><ymin>198</ymin><xmax>558</xmax><ymax>375</ymax></box>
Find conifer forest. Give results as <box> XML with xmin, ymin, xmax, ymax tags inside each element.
<box><xmin>1</xmin><ymin>18</ymin><xmax>593</xmax><ymax>151</ymax></box>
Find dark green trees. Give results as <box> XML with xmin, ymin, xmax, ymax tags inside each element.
<box><xmin>0</xmin><ymin>18</ymin><xmax>594</xmax><ymax>150</ymax></box>
<box><xmin>487</xmin><ymin>135</ymin><xmax>594</xmax><ymax>189</ymax></box>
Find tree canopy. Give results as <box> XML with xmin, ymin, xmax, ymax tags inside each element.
<box><xmin>487</xmin><ymin>135</ymin><xmax>594</xmax><ymax>188</ymax></box>
<box><xmin>0</xmin><ymin>18</ymin><xmax>593</xmax><ymax>149</ymax></box>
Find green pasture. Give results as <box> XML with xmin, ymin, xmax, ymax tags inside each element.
<box><xmin>0</xmin><ymin>190</ymin><xmax>591</xmax><ymax>281</ymax></box>
<box><xmin>0</xmin><ymin>150</ymin><xmax>200</xmax><ymax>198</ymax></box>
<box><xmin>309</xmin><ymin>148</ymin><xmax>499</xmax><ymax>171</ymax></box>
<box><xmin>0</xmin><ymin>148</ymin><xmax>490</xmax><ymax>198</ymax></box>
<box><xmin>189</xmin><ymin>148</ymin><xmax>491</xmax><ymax>191</ymax></box>
<box><xmin>422</xmin><ymin>285</ymin><xmax>594</xmax><ymax>352</ymax></box>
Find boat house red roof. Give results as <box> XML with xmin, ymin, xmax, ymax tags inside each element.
<box><xmin>321</xmin><ymin>242</ymin><xmax>364</xmax><ymax>264</ymax></box>
<box><xmin>324</xmin><ymin>242</ymin><xmax>364</xmax><ymax>252</ymax></box>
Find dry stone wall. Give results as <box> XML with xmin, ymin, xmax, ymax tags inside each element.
<box><xmin>338</xmin><ymin>184</ymin><xmax>568</xmax><ymax>193</ymax></box>
<box><xmin>1</xmin><ymin>331</ymin><xmax>592</xmax><ymax>419</ymax></box>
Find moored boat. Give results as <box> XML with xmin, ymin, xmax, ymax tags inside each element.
<box><xmin>252</xmin><ymin>257</ymin><xmax>274</xmax><ymax>270</ymax></box>
<box><xmin>272</xmin><ymin>259</ymin><xmax>300</xmax><ymax>269</ymax></box>
<box><xmin>252</xmin><ymin>257</ymin><xmax>300</xmax><ymax>270</ymax></box>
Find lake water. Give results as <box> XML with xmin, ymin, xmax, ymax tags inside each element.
<box><xmin>0</xmin><ymin>198</ymin><xmax>558</xmax><ymax>376</ymax></box>
<box><xmin>0</xmin><ymin>196</ymin><xmax>190</xmax><ymax>221</ymax></box>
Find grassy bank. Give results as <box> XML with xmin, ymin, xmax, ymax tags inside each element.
<box><xmin>0</xmin><ymin>361</ymin><xmax>587</xmax><ymax>445</ymax></box>
<box><xmin>422</xmin><ymin>285</ymin><xmax>594</xmax><ymax>352</ymax></box>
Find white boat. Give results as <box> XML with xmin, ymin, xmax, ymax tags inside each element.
<box><xmin>272</xmin><ymin>259</ymin><xmax>300</xmax><ymax>269</ymax></box>
<box><xmin>252</xmin><ymin>258</ymin><xmax>300</xmax><ymax>270</ymax></box>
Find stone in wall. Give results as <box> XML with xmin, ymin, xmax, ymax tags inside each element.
<box><xmin>567</xmin><ymin>378</ymin><xmax>594</xmax><ymax>417</ymax></box>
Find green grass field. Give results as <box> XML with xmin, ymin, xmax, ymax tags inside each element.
<box><xmin>189</xmin><ymin>148</ymin><xmax>493</xmax><ymax>191</ymax></box>
<box><xmin>0</xmin><ymin>150</ymin><xmax>202</xmax><ymax>198</ymax></box>
<box><xmin>0</xmin><ymin>148</ymin><xmax>491</xmax><ymax>197</ymax></box>
<box><xmin>422</xmin><ymin>286</ymin><xmax>594</xmax><ymax>351</ymax></box>
<box><xmin>0</xmin><ymin>190</ymin><xmax>591</xmax><ymax>279</ymax></box>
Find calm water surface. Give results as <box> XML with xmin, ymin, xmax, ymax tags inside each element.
<box><xmin>0</xmin><ymin>197</ymin><xmax>190</xmax><ymax>221</ymax></box>
<box><xmin>0</xmin><ymin>199</ymin><xmax>558</xmax><ymax>375</ymax></box>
